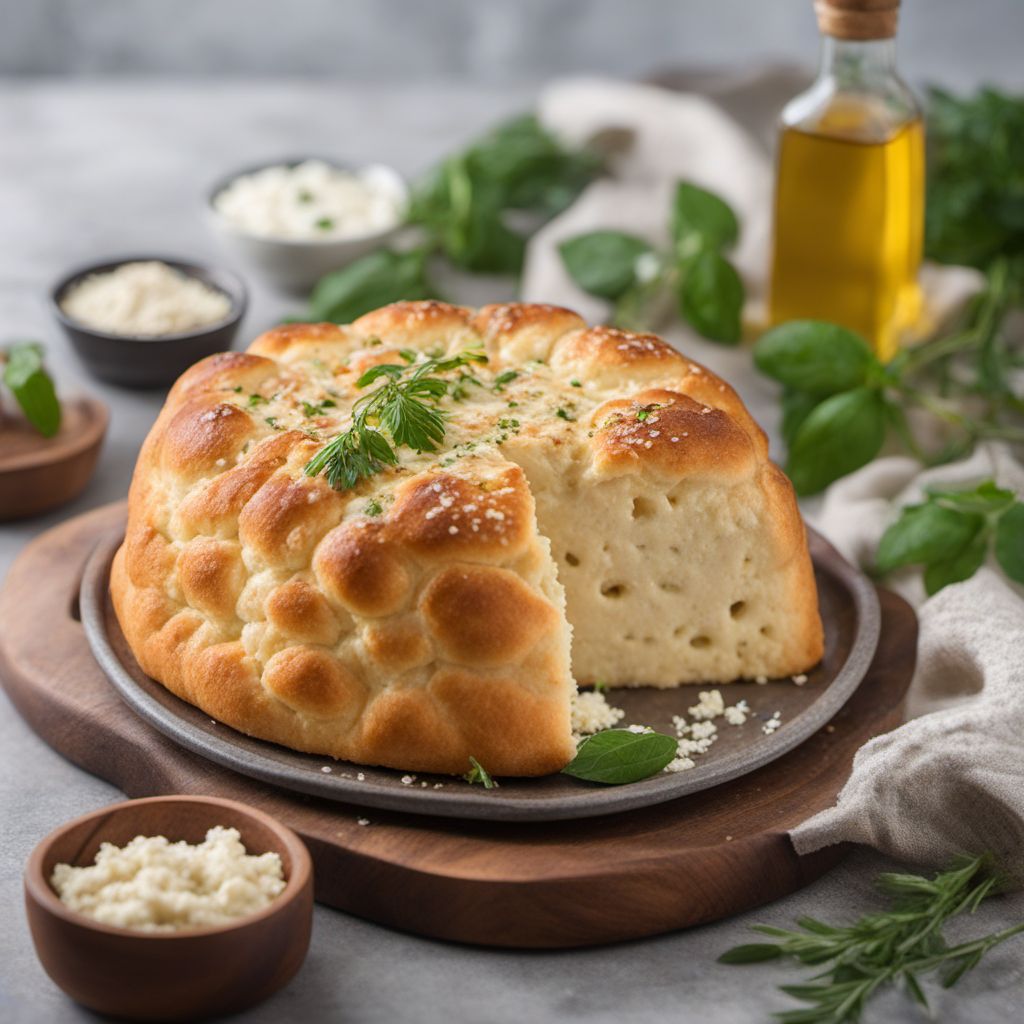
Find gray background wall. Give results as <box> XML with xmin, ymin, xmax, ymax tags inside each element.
<box><xmin>1</xmin><ymin>0</ymin><xmax>1022</xmax><ymax>90</ymax></box>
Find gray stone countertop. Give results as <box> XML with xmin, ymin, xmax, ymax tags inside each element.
<box><xmin>1</xmin><ymin>78</ymin><xmax>1021</xmax><ymax>1023</ymax></box>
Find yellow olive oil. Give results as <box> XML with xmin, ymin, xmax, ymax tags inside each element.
<box><xmin>769</xmin><ymin>113</ymin><xmax>924</xmax><ymax>363</ymax></box>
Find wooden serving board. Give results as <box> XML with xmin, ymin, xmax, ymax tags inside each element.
<box><xmin>0</xmin><ymin>503</ymin><xmax>917</xmax><ymax>949</ymax></box>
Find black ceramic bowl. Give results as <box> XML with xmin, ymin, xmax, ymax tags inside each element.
<box><xmin>51</xmin><ymin>257</ymin><xmax>248</xmax><ymax>389</ymax></box>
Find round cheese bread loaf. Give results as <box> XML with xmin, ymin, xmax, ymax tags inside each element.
<box><xmin>112</xmin><ymin>301</ymin><xmax>824</xmax><ymax>776</ymax></box>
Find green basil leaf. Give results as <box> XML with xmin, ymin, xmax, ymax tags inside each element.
<box><xmin>678</xmin><ymin>249</ymin><xmax>744</xmax><ymax>344</ymax></box>
<box><xmin>876</xmin><ymin>502</ymin><xmax>984</xmax><ymax>574</ymax></box>
<box><xmin>3</xmin><ymin>342</ymin><xmax>61</xmax><ymax>438</ymax></box>
<box><xmin>672</xmin><ymin>181</ymin><xmax>739</xmax><ymax>253</ymax></box>
<box><xmin>754</xmin><ymin>321</ymin><xmax>878</xmax><ymax>397</ymax></box>
<box><xmin>926</xmin><ymin>480</ymin><xmax>1016</xmax><ymax>516</ymax></box>
<box><xmin>561</xmin><ymin>729</ymin><xmax>678</xmax><ymax>785</ymax></box>
<box><xmin>717</xmin><ymin>944</ymin><xmax>784</xmax><ymax>965</ymax></box>
<box><xmin>994</xmin><ymin>502</ymin><xmax>1024</xmax><ymax>584</ymax></box>
<box><xmin>559</xmin><ymin>230</ymin><xmax>654</xmax><ymax>300</ymax></box>
<box><xmin>923</xmin><ymin>529</ymin><xmax>989</xmax><ymax>595</ymax></box>
<box><xmin>780</xmin><ymin>389</ymin><xmax>820</xmax><ymax>447</ymax></box>
<box><xmin>310</xmin><ymin>248</ymin><xmax>436</xmax><ymax>323</ymax></box>
<box><xmin>786</xmin><ymin>388</ymin><xmax>887</xmax><ymax>496</ymax></box>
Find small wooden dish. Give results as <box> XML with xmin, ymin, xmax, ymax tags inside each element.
<box><xmin>23</xmin><ymin>794</ymin><xmax>313</xmax><ymax>1022</ymax></box>
<box><xmin>0</xmin><ymin>395</ymin><xmax>108</xmax><ymax>521</ymax></box>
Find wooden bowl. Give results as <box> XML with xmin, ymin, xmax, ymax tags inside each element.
<box><xmin>0</xmin><ymin>395</ymin><xmax>108</xmax><ymax>521</ymax></box>
<box><xmin>23</xmin><ymin>795</ymin><xmax>313</xmax><ymax>1021</ymax></box>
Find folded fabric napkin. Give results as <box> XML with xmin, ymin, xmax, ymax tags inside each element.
<box><xmin>523</xmin><ymin>75</ymin><xmax>1024</xmax><ymax>885</ymax></box>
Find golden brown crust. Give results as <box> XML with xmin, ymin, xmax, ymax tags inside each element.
<box><xmin>113</xmin><ymin>301</ymin><xmax>823</xmax><ymax>776</ymax></box>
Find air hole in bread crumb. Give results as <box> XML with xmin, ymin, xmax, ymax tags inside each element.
<box><xmin>660</xmin><ymin>582</ymin><xmax>681</xmax><ymax>593</ymax></box>
<box><xmin>667</xmin><ymin>495</ymin><xmax>678</xmax><ymax>508</ymax></box>
<box><xmin>642</xmin><ymin>636</ymin><xmax>655</xmax><ymax>645</ymax></box>
<box><xmin>565</xmin><ymin>552</ymin><xmax>580</xmax><ymax>567</ymax></box>
<box><xmin>632</xmin><ymin>496</ymin><xmax>655</xmax><ymax>519</ymax></box>
<box><xmin>760</xmin><ymin>625</ymin><xmax>773</xmax><ymax>638</ymax></box>
<box><xmin>673</xmin><ymin>625</ymin><xmax>686</xmax><ymax>638</ymax></box>
<box><xmin>669</xmin><ymin>545</ymin><xmax>681</xmax><ymax>555</ymax></box>
<box><xmin>690</xmin><ymin>635</ymin><xmax>711</xmax><ymax>649</ymax></box>
<box><xmin>730</xmin><ymin>600</ymin><xmax>747</xmax><ymax>619</ymax></box>
<box><xmin>601</xmin><ymin>582</ymin><xmax>627</xmax><ymax>598</ymax></box>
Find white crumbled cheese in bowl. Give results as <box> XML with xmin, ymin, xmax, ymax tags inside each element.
<box><xmin>50</xmin><ymin>826</ymin><xmax>286</xmax><ymax>932</ymax></box>
<box><xmin>60</xmin><ymin>261</ymin><xmax>233</xmax><ymax>337</ymax></box>
<box><xmin>213</xmin><ymin>159</ymin><xmax>407</xmax><ymax>242</ymax></box>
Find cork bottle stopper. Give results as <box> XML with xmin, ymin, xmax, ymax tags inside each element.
<box><xmin>815</xmin><ymin>0</ymin><xmax>900</xmax><ymax>41</ymax></box>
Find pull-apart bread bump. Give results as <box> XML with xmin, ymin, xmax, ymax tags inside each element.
<box><xmin>113</xmin><ymin>301</ymin><xmax>824</xmax><ymax>776</ymax></box>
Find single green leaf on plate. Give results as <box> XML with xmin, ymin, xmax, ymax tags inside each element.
<box><xmin>876</xmin><ymin>501</ymin><xmax>984</xmax><ymax>575</ymax></box>
<box><xmin>754</xmin><ymin>321</ymin><xmax>878</xmax><ymax>397</ymax></box>
<box><xmin>780</xmin><ymin>389</ymin><xmax>820</xmax><ymax>447</ymax></box>
<box><xmin>923</xmin><ymin>528</ymin><xmax>989</xmax><ymax>596</ymax></box>
<box><xmin>785</xmin><ymin>388</ymin><xmax>888</xmax><ymax>496</ymax></box>
<box><xmin>672</xmin><ymin>181</ymin><xmax>739</xmax><ymax>254</ymax></box>
<box><xmin>3</xmin><ymin>342</ymin><xmax>61</xmax><ymax>438</ymax></box>
<box><xmin>558</xmin><ymin>230</ymin><xmax>654</xmax><ymax>300</ymax></box>
<box><xmin>561</xmin><ymin>728</ymin><xmax>678</xmax><ymax>785</ymax></box>
<box><xmin>994</xmin><ymin>502</ymin><xmax>1024</xmax><ymax>584</ymax></box>
<box><xmin>310</xmin><ymin>248</ymin><xmax>436</xmax><ymax>324</ymax></box>
<box><xmin>717</xmin><ymin>943</ymin><xmax>784</xmax><ymax>964</ymax></box>
<box><xmin>464</xmin><ymin>755</ymin><xmax>497</xmax><ymax>789</ymax></box>
<box><xmin>678</xmin><ymin>249</ymin><xmax>744</xmax><ymax>344</ymax></box>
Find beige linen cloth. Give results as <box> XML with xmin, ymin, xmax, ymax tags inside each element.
<box><xmin>523</xmin><ymin>77</ymin><xmax>1024</xmax><ymax>885</ymax></box>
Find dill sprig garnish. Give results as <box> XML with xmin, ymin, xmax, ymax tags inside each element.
<box><xmin>304</xmin><ymin>349</ymin><xmax>488</xmax><ymax>491</ymax></box>
<box><xmin>720</xmin><ymin>855</ymin><xmax>1024</xmax><ymax>1023</ymax></box>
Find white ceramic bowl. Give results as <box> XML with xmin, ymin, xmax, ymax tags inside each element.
<box><xmin>207</xmin><ymin>157</ymin><xmax>409</xmax><ymax>294</ymax></box>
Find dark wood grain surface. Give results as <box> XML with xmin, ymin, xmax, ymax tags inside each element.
<box><xmin>0</xmin><ymin>503</ymin><xmax>918</xmax><ymax>948</ymax></box>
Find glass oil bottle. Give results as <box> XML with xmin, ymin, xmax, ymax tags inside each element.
<box><xmin>768</xmin><ymin>0</ymin><xmax>924</xmax><ymax>362</ymax></box>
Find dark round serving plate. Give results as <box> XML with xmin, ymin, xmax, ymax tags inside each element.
<box><xmin>81</xmin><ymin>528</ymin><xmax>879</xmax><ymax>823</ymax></box>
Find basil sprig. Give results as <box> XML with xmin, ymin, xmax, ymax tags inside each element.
<box><xmin>561</xmin><ymin>728</ymin><xmax>678</xmax><ymax>785</ymax></box>
<box><xmin>306</xmin><ymin>114</ymin><xmax>602</xmax><ymax>323</ymax></box>
<box><xmin>310</xmin><ymin>247</ymin><xmax>436</xmax><ymax>325</ymax></box>
<box><xmin>558</xmin><ymin>181</ymin><xmax>745</xmax><ymax>343</ymax></box>
<box><xmin>876</xmin><ymin>480</ymin><xmax>1024</xmax><ymax>595</ymax></box>
<box><xmin>2</xmin><ymin>342</ymin><xmax>61</xmax><ymax>438</ymax></box>
<box><xmin>754</xmin><ymin>257</ymin><xmax>1024</xmax><ymax>497</ymax></box>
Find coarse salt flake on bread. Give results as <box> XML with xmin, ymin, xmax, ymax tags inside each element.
<box><xmin>112</xmin><ymin>301</ymin><xmax>824</xmax><ymax>776</ymax></box>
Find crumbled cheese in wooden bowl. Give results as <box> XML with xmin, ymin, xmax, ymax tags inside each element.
<box><xmin>213</xmin><ymin>159</ymin><xmax>406</xmax><ymax>241</ymax></box>
<box><xmin>50</xmin><ymin>826</ymin><xmax>285</xmax><ymax>932</ymax></box>
<box><xmin>60</xmin><ymin>261</ymin><xmax>232</xmax><ymax>337</ymax></box>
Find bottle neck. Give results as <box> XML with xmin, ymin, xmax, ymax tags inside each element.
<box><xmin>818</xmin><ymin>36</ymin><xmax>898</xmax><ymax>87</ymax></box>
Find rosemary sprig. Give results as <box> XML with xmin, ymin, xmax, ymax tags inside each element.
<box><xmin>304</xmin><ymin>349</ymin><xmax>488</xmax><ymax>490</ymax></box>
<box><xmin>720</xmin><ymin>855</ymin><xmax>1024</xmax><ymax>1024</ymax></box>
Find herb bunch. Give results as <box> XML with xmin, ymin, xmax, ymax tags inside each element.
<box><xmin>925</xmin><ymin>87</ymin><xmax>1024</xmax><ymax>276</ymax></box>
<box><xmin>721</xmin><ymin>855</ymin><xmax>1024</xmax><ymax>1024</ymax></box>
<box><xmin>875</xmin><ymin>479</ymin><xmax>1024</xmax><ymax>595</ymax></box>
<box><xmin>1</xmin><ymin>341</ymin><xmax>61</xmax><ymax>438</ymax></box>
<box><xmin>304</xmin><ymin>349</ymin><xmax>487</xmax><ymax>491</ymax></box>
<box><xmin>754</xmin><ymin>260</ymin><xmax>1024</xmax><ymax>497</ymax></box>
<box><xmin>558</xmin><ymin>181</ymin><xmax>745</xmax><ymax>343</ymax></box>
<box><xmin>308</xmin><ymin>115</ymin><xmax>603</xmax><ymax>324</ymax></box>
